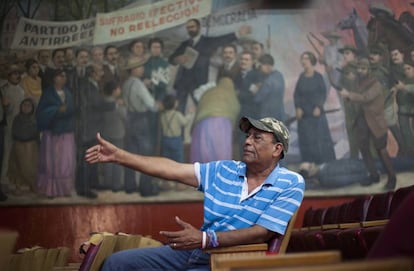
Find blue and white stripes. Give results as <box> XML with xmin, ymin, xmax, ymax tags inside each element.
<box><xmin>196</xmin><ymin>160</ymin><xmax>305</xmax><ymax>235</ymax></box>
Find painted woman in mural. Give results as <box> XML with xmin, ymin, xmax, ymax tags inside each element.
<box><xmin>294</xmin><ymin>51</ymin><xmax>336</xmax><ymax>164</ymax></box>
<box><xmin>36</xmin><ymin>69</ymin><xmax>76</xmax><ymax>198</ymax></box>
<box><xmin>190</xmin><ymin>77</ymin><xmax>240</xmax><ymax>163</ymax></box>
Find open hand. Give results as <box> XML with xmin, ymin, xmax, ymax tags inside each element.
<box><xmin>160</xmin><ymin>216</ymin><xmax>203</xmax><ymax>250</ymax></box>
<box><xmin>85</xmin><ymin>133</ymin><xmax>119</xmax><ymax>164</ymax></box>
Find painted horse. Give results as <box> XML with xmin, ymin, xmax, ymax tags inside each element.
<box><xmin>367</xmin><ymin>11</ymin><xmax>414</xmax><ymax>53</ymax></box>
<box><xmin>337</xmin><ymin>8</ymin><xmax>369</xmax><ymax>56</ymax></box>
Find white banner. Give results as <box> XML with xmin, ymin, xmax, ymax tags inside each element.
<box><xmin>93</xmin><ymin>0</ymin><xmax>212</xmax><ymax>45</ymax></box>
<box><xmin>11</xmin><ymin>17</ymin><xmax>95</xmax><ymax>49</ymax></box>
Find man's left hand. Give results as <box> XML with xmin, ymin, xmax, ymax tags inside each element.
<box><xmin>160</xmin><ymin>216</ymin><xmax>203</xmax><ymax>250</ymax></box>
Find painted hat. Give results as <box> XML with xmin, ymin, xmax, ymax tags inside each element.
<box><xmin>123</xmin><ymin>55</ymin><xmax>148</xmax><ymax>70</ymax></box>
<box><xmin>369</xmin><ymin>3</ymin><xmax>394</xmax><ymax>17</ymax></box>
<box><xmin>338</xmin><ymin>44</ymin><xmax>359</xmax><ymax>54</ymax></box>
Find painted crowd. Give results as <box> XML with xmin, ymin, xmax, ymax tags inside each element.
<box><xmin>0</xmin><ymin>2</ymin><xmax>414</xmax><ymax>202</ymax></box>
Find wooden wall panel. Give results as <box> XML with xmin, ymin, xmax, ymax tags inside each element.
<box><xmin>0</xmin><ymin>197</ymin><xmax>353</xmax><ymax>262</ymax></box>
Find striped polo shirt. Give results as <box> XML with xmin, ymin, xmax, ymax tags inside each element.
<box><xmin>195</xmin><ymin>160</ymin><xmax>305</xmax><ymax>235</ymax></box>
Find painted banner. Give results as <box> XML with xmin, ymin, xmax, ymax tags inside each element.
<box><xmin>11</xmin><ymin>17</ymin><xmax>95</xmax><ymax>49</ymax></box>
<box><xmin>93</xmin><ymin>0</ymin><xmax>212</xmax><ymax>45</ymax></box>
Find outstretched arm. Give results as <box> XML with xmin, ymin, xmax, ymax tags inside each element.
<box><xmin>85</xmin><ymin>133</ymin><xmax>198</xmax><ymax>187</ymax></box>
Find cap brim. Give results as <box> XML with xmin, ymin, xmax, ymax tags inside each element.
<box><xmin>239</xmin><ymin>116</ymin><xmax>273</xmax><ymax>134</ymax></box>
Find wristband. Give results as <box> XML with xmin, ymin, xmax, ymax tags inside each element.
<box><xmin>201</xmin><ymin>231</ymin><xmax>207</xmax><ymax>249</ymax></box>
<box><xmin>206</xmin><ymin>229</ymin><xmax>219</xmax><ymax>248</ymax></box>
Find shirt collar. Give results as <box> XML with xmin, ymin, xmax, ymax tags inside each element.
<box><xmin>238</xmin><ymin>162</ymin><xmax>280</xmax><ymax>186</ymax></box>
<box><xmin>192</xmin><ymin>34</ymin><xmax>202</xmax><ymax>46</ymax></box>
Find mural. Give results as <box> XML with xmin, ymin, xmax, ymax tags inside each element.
<box><xmin>0</xmin><ymin>0</ymin><xmax>413</xmax><ymax>205</ymax></box>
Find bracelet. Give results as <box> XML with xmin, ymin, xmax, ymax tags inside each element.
<box><xmin>201</xmin><ymin>231</ymin><xmax>207</xmax><ymax>249</ymax></box>
<box><xmin>206</xmin><ymin>229</ymin><xmax>219</xmax><ymax>248</ymax></box>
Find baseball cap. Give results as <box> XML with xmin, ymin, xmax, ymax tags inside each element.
<box><xmin>239</xmin><ymin>116</ymin><xmax>290</xmax><ymax>157</ymax></box>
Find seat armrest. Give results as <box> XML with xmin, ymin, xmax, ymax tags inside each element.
<box><xmin>206</xmin><ymin>243</ymin><xmax>268</xmax><ymax>254</ymax></box>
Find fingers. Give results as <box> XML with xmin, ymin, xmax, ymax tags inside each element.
<box><xmin>159</xmin><ymin>230</ymin><xmax>180</xmax><ymax>239</ymax></box>
<box><xmin>85</xmin><ymin>145</ymin><xmax>101</xmax><ymax>163</ymax></box>
<box><xmin>175</xmin><ymin>216</ymin><xmax>191</xmax><ymax>229</ymax></box>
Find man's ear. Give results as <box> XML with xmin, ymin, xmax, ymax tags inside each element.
<box><xmin>272</xmin><ymin>143</ymin><xmax>283</xmax><ymax>157</ymax></box>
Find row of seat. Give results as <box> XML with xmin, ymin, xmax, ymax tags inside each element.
<box><xmin>287</xmin><ymin>184</ymin><xmax>414</xmax><ymax>259</ymax></box>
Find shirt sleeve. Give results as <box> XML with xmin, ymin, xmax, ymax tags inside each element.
<box><xmin>194</xmin><ymin>162</ymin><xmax>201</xmax><ymax>189</ymax></box>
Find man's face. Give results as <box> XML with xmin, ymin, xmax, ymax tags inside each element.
<box><xmin>65</xmin><ymin>48</ymin><xmax>74</xmax><ymax>63</ymax></box>
<box><xmin>343</xmin><ymin>50</ymin><xmax>356</xmax><ymax>64</ymax></box>
<box><xmin>53</xmin><ymin>51</ymin><xmax>65</xmax><ymax>68</ymax></box>
<box><xmin>76</xmin><ymin>51</ymin><xmax>89</xmax><ymax>67</ymax></box>
<box><xmin>54</xmin><ymin>72</ymin><xmax>67</xmax><ymax>87</ymax></box>
<box><xmin>38</xmin><ymin>50</ymin><xmax>50</xmax><ymax>65</ymax></box>
<box><xmin>403</xmin><ymin>64</ymin><xmax>414</xmax><ymax>79</ymax></box>
<box><xmin>240</xmin><ymin>53</ymin><xmax>253</xmax><ymax>71</ymax></box>
<box><xmin>344</xmin><ymin>70</ymin><xmax>357</xmax><ymax>81</ymax></box>
<box><xmin>242</xmin><ymin>127</ymin><xmax>280</xmax><ymax>164</ymax></box>
<box><xmin>93</xmin><ymin>65</ymin><xmax>104</xmax><ymax>81</ymax></box>
<box><xmin>260</xmin><ymin>63</ymin><xmax>273</xmax><ymax>75</ymax></box>
<box><xmin>252</xmin><ymin>43</ymin><xmax>263</xmax><ymax>60</ymax></box>
<box><xmin>106</xmin><ymin>48</ymin><xmax>119</xmax><ymax>65</ymax></box>
<box><xmin>92</xmin><ymin>48</ymin><xmax>104</xmax><ymax>64</ymax></box>
<box><xmin>131</xmin><ymin>65</ymin><xmax>145</xmax><ymax>78</ymax></box>
<box><xmin>391</xmin><ymin>50</ymin><xmax>404</xmax><ymax>64</ymax></box>
<box><xmin>150</xmin><ymin>42</ymin><xmax>162</xmax><ymax>57</ymax></box>
<box><xmin>369</xmin><ymin>53</ymin><xmax>382</xmax><ymax>64</ymax></box>
<box><xmin>357</xmin><ymin>66</ymin><xmax>369</xmax><ymax>78</ymax></box>
<box><xmin>222</xmin><ymin>47</ymin><xmax>236</xmax><ymax>64</ymax></box>
<box><xmin>186</xmin><ymin>20</ymin><xmax>200</xmax><ymax>38</ymax></box>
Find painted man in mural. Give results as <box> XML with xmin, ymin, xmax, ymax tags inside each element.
<box><xmin>169</xmin><ymin>18</ymin><xmax>251</xmax><ymax>112</ymax></box>
<box><xmin>339</xmin><ymin>58</ymin><xmax>396</xmax><ymax>190</ymax></box>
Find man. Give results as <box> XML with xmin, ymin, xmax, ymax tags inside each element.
<box><xmin>169</xmin><ymin>18</ymin><xmax>251</xmax><ymax>112</ymax></box>
<box><xmin>67</xmin><ymin>48</ymin><xmax>90</xmax><ymax>92</ymax></box>
<box><xmin>122</xmin><ymin>56</ymin><xmax>160</xmax><ymax>196</ymax></box>
<box><xmin>369</xmin><ymin>45</ymin><xmax>405</xmax><ymax>155</ymax></box>
<box><xmin>76</xmin><ymin>64</ymin><xmax>116</xmax><ymax>198</ymax></box>
<box><xmin>234</xmin><ymin>51</ymin><xmax>261</xmax><ymax>119</ymax></box>
<box><xmin>0</xmin><ymin>64</ymin><xmax>25</xmax><ymax>190</ymax></box>
<box><xmin>389</xmin><ymin>47</ymin><xmax>405</xmax><ymax>82</ymax></box>
<box><xmin>339</xmin><ymin>58</ymin><xmax>396</xmax><ymax>190</ymax></box>
<box><xmin>42</xmin><ymin>48</ymin><xmax>65</xmax><ymax>89</ymax></box>
<box><xmin>216</xmin><ymin>43</ymin><xmax>240</xmax><ymax>81</ymax></box>
<box><xmin>91</xmin><ymin>46</ymin><xmax>104</xmax><ymax>67</ymax></box>
<box><xmin>338</xmin><ymin>44</ymin><xmax>359</xmax><ymax>67</ymax></box>
<box><xmin>144</xmin><ymin>37</ymin><xmax>170</xmax><ymax>148</ymax></box>
<box><xmin>85</xmin><ymin>116</ymin><xmax>304</xmax><ymax>270</ymax></box>
<box><xmin>253</xmin><ymin>54</ymin><xmax>286</xmax><ymax>121</ymax></box>
<box><xmin>102</xmin><ymin>45</ymin><xmax>121</xmax><ymax>86</ymax></box>
<box><xmin>36</xmin><ymin>49</ymin><xmax>51</xmax><ymax>79</ymax></box>
<box><xmin>393</xmin><ymin>59</ymin><xmax>414</xmax><ymax>156</ymax></box>
<box><xmin>64</xmin><ymin>47</ymin><xmax>75</xmax><ymax>69</ymax></box>
<box><xmin>251</xmin><ymin>41</ymin><xmax>265</xmax><ymax>69</ymax></box>
<box><xmin>234</xmin><ymin>51</ymin><xmax>262</xmax><ymax>157</ymax></box>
